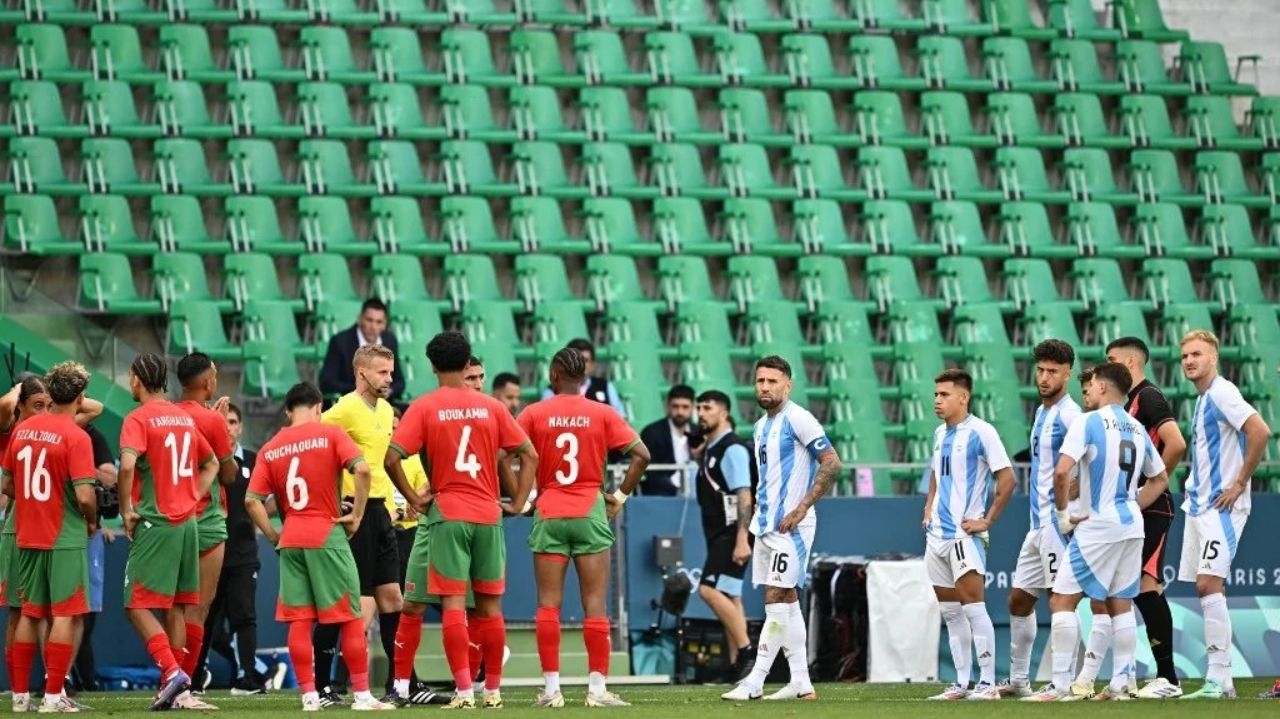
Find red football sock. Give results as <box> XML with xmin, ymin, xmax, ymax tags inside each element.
<box><xmin>583</xmin><ymin>617</ymin><xmax>611</xmax><ymax>677</ymax></box>
<box><xmin>145</xmin><ymin>633</ymin><xmax>181</xmax><ymax>679</ymax></box>
<box><xmin>43</xmin><ymin>641</ymin><xmax>74</xmax><ymax>697</ymax></box>
<box><xmin>393</xmin><ymin>612</ymin><xmax>423</xmax><ymax>682</ymax></box>
<box><xmin>441</xmin><ymin>609</ymin><xmax>472</xmax><ymax>692</ymax></box>
<box><xmin>472</xmin><ymin>616</ymin><xmax>506</xmax><ymax>692</ymax></box>
<box><xmin>10</xmin><ymin>641</ymin><xmax>36</xmax><ymax>694</ymax></box>
<box><xmin>467</xmin><ymin>610</ymin><xmax>483</xmax><ymax>680</ymax></box>
<box><xmin>340</xmin><ymin>619</ymin><xmax>370</xmax><ymax>693</ymax></box>
<box><xmin>181</xmin><ymin>622</ymin><xmax>204</xmax><ymax>678</ymax></box>
<box><xmin>535</xmin><ymin>606</ymin><xmax>561</xmax><ymax>674</ymax></box>
<box><xmin>288</xmin><ymin>620</ymin><xmax>316</xmax><ymax>694</ymax></box>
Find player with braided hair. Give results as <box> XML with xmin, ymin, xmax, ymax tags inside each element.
<box><xmin>519</xmin><ymin>347</ymin><xmax>650</xmax><ymax>707</ymax></box>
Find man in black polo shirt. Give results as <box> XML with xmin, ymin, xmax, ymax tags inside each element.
<box><xmin>1107</xmin><ymin>337</ymin><xmax>1188</xmax><ymax>698</ymax></box>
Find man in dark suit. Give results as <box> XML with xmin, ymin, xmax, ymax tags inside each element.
<box><xmin>319</xmin><ymin>298</ymin><xmax>405</xmax><ymax>403</ymax></box>
<box><xmin>638</xmin><ymin>385</ymin><xmax>696</xmax><ymax>496</ymax></box>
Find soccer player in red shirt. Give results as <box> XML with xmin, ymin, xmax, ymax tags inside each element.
<box><xmin>173</xmin><ymin>352</ymin><xmax>238</xmax><ymax>709</ymax></box>
<box><xmin>520</xmin><ymin>347</ymin><xmax>650</xmax><ymax>707</ymax></box>
<box><xmin>245</xmin><ymin>382</ymin><xmax>394</xmax><ymax>712</ymax></box>
<box><xmin>117</xmin><ymin>353</ymin><xmax>219</xmax><ymax>711</ymax></box>
<box><xmin>0</xmin><ymin>362</ymin><xmax>98</xmax><ymax>713</ymax></box>
<box><xmin>385</xmin><ymin>331</ymin><xmax>538</xmax><ymax>710</ymax></box>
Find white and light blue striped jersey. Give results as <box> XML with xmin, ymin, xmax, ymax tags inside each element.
<box><xmin>926</xmin><ymin>415</ymin><xmax>1012</xmax><ymax>541</ymax></box>
<box><xmin>1060</xmin><ymin>404</ymin><xmax>1164</xmax><ymax>543</ymax></box>
<box><xmin>1184</xmin><ymin>376</ymin><xmax>1259</xmax><ymax>517</ymax></box>
<box><xmin>1028</xmin><ymin>395</ymin><xmax>1082</xmax><ymax>532</ymax></box>
<box><xmin>751</xmin><ymin>401</ymin><xmax>831</xmax><ymax>536</ymax></box>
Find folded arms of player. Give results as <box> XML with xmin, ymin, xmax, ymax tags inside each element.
<box><xmin>605</xmin><ymin>438</ymin><xmax>651</xmax><ymax>521</ymax></box>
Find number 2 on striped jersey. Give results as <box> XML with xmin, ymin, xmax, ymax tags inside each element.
<box><xmin>455</xmin><ymin>425</ymin><xmax>481</xmax><ymax>480</ymax></box>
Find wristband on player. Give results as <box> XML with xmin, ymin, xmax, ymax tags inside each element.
<box><xmin>1056</xmin><ymin>508</ymin><xmax>1075</xmax><ymax>533</ymax></box>
<box><xmin>611</xmin><ymin>489</ymin><xmax>630</xmax><ymax>505</ymax></box>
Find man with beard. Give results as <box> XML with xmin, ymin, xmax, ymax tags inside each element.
<box><xmin>639</xmin><ymin>386</ymin><xmax>696</xmax><ymax>496</ymax></box>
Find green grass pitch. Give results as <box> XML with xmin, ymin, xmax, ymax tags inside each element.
<box><xmin>57</xmin><ymin>680</ymin><xmax>1280</xmax><ymax>716</ymax></box>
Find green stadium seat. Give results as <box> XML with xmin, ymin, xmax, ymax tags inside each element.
<box><xmin>611</xmin><ymin>375</ymin><xmax>669</xmax><ymax>426</ymax></box>
<box><xmin>312</xmin><ymin>299</ymin><xmax>364</xmax><ymax>352</ymax></box>
<box><xmin>241</xmin><ymin>340</ymin><xmax>304</xmax><ymax>399</ymax></box>
<box><xmin>853</xmin><ymin>0</ymin><xmax>927</xmax><ymax>32</ymax></box>
<box><xmin>149</xmin><ymin>195</ymin><xmax>228</xmax><ymax>254</ymax></box>
<box><xmin>925</xmin><ymin>147</ymin><xmax>1002</xmax><ymax>204</ymax></box>
<box><xmin>788</xmin><ymin>0</ymin><xmax>862</xmax><ymax>32</ymax></box>
<box><xmin>783</xmin><ymin>90</ymin><xmax>854</xmax><ymax>147</ymax></box>
<box><xmin>369</xmin><ymin>254</ymin><xmax>433</xmax><ymax>305</ymax></box>
<box><xmin>654</xmin><ymin>197</ymin><xmax>732</xmax><ymax>255</ymax></box>
<box><xmin>305</xmin><ymin>0</ymin><xmax>377</xmax><ymax>23</ymax></box>
<box><xmin>224</xmin><ymin>196</ymin><xmax>305</xmax><ymax>255</ymax></box>
<box><xmin>1130</xmin><ymin>202</ymin><xmax>1214</xmax><ymax>260</ymax></box>
<box><xmin>234</xmin><ymin>0</ymin><xmax>308</xmax><ymax>23</ymax></box>
<box><xmin>646</xmin><ymin>32</ymin><xmax>720</xmax><ymax>87</ymax></box>
<box><xmin>853</xmin><ymin>91</ymin><xmax>926</xmax><ymax>149</ymax></box>
<box><xmin>719</xmin><ymin>0</ymin><xmax>791</xmax><ymax>32</ymax></box>
<box><xmin>982</xmin><ymin>37</ymin><xmax>1057</xmax><ymax>94</ymax></box>
<box><xmin>726</xmin><ymin>255</ymin><xmax>796</xmax><ymax>310</ymax></box>
<box><xmin>916</xmin><ymin>36</ymin><xmax>993</xmax><ymax>92</ymax></box>
<box><xmin>153</xmin><ymin>139</ymin><xmax>232</xmax><ymax>197</ymax></box>
<box><xmin>369</xmin><ymin>196</ymin><xmax>447</xmax><ymax>256</ymax></box>
<box><xmin>862</xmin><ymin>199</ymin><xmax>935</xmax><ymax>256</ymax></box>
<box><xmin>77</xmin><ymin>194</ymin><xmax>153</xmax><ymax>254</ymax></box>
<box><xmin>789</xmin><ymin>145</ymin><xmax>864</xmax><ymax>202</ymax></box>
<box><xmin>1264</xmin><ymin>153</ymin><xmax>1280</xmax><ymax>203</ymax></box>
<box><xmin>300</xmin><ymin>28</ymin><xmax>372</xmax><ymax>84</ymax></box>
<box><xmin>166</xmin><ymin>0</ymin><xmax>238</xmax><ymax>22</ymax></box>
<box><xmin>153</xmin><ymin>82</ymin><xmax>232</xmax><ymax>140</ymax></box>
<box><xmin>857</xmin><ymin>147</ymin><xmax>932</xmax><ymax>203</ymax></box>
<box><xmin>511</xmin><ymin>141</ymin><xmax>588</xmax><ymax>199</ymax></box>
<box><xmin>1210</xmin><ymin>259</ymin><xmax>1269</xmax><ymax>308</ymax></box>
<box><xmin>719</xmin><ymin>88</ymin><xmax>789</xmax><ymax>147</ymax></box>
<box><xmin>152</xmin><ymin>252</ymin><xmax>228</xmax><ymax>312</ymax></box>
<box><xmin>298</xmin><ymin>196</ymin><xmax>376</xmax><ymax>255</ymax></box>
<box><xmin>867</xmin><ymin>255</ymin><xmax>936</xmax><ymax>312</ymax></box>
<box><xmin>1071</xmin><ymin>257</ymin><xmax>1139</xmax><ymax>309</ymax></box>
<box><xmin>1046</xmin><ymin>0</ymin><xmax>1121</xmax><ymax>41</ymax></box>
<box><xmin>924</xmin><ymin>0</ymin><xmax>992</xmax><ymax>35</ymax></box>
<box><xmin>815</xmin><ymin>301</ymin><xmax>880</xmax><ymax>350</ymax></box>
<box><xmin>1118</xmin><ymin>95</ymin><xmax>1196</xmax><ymax>150</ymax></box>
<box><xmin>444</xmin><ymin>255</ymin><xmax>521</xmax><ymax>312</ymax></box>
<box><xmin>845</xmin><ymin>36</ymin><xmax>916</xmax><ymax>91</ymax></box>
<box><xmin>985</xmin><ymin>93</ymin><xmax>1063</xmax><ymax>149</ymax></box>
<box><xmin>1053</xmin><ymin>93</ymin><xmax>1129</xmax><ymax>149</ymax></box>
<box><xmin>1116</xmin><ymin>40</ymin><xmax>1191</xmax><ymax>96</ymax></box>
<box><xmin>80</xmin><ymin>138</ymin><xmax>158</xmax><ymax>196</ymax></box>
<box><xmin>227</xmin><ymin>139</ymin><xmax>305</xmax><ymax>196</ymax></box>
<box><xmin>89</xmin><ymin>25</ymin><xmax>161</xmax><ymax>82</ymax></box>
<box><xmin>509</xmin><ymin>29</ymin><xmax>582</xmax><ymax>88</ymax></box>
<box><xmin>16</xmin><ymin>24</ymin><xmax>89</xmax><ymax>82</ymax></box>
<box><xmin>1198</xmin><ymin>204</ymin><xmax>1270</xmax><ymax>259</ymax></box>
<box><xmin>1184</xmin><ymin>96</ymin><xmax>1264</xmax><ymax>151</ymax></box>
<box><xmin>795</xmin><ymin>254</ymin><xmax>855</xmax><ymax>310</ymax></box>
<box><xmin>297</xmin><ymin>83</ymin><xmax>374</xmax><ymax>140</ymax></box>
<box><xmin>1062</xmin><ymin>148</ymin><xmax>1138</xmax><ymax>205</ymax></box>
<box><xmin>461</xmin><ymin>303</ymin><xmax>528</xmax><ymax>355</ymax></box>
<box><xmin>1090</xmin><ymin>302</ymin><xmax>1156</xmax><ymax>351</ymax></box>
<box><xmin>515</xmin><ymin>0</ymin><xmax>587</xmax><ymax>25</ymax></box>
<box><xmin>713</xmin><ymin>32</ymin><xmax>791</xmax><ymax>87</ymax></box>
<box><xmin>10</xmin><ymin>80</ymin><xmax>88</xmax><ymax>139</ymax></box>
<box><xmin>1194</xmin><ymin>151</ymin><xmax>1270</xmax><ymax>208</ymax></box>
<box><xmin>510</xmin><ymin>197</ymin><xmax>592</xmax><ymax>254</ymax></box>
<box><xmin>645</xmin><ymin>87</ymin><xmax>717</xmax><ymax>144</ymax></box>
<box><xmin>399</xmin><ymin>349</ymin><xmax>437</xmax><ymax>399</ymax></box>
<box><xmin>369</xmin><ymin>0</ymin><xmax>442</xmax><ymax>23</ymax></box>
<box><xmin>1021</xmin><ymin>303</ymin><xmax>1086</xmax><ymax>350</ymax></box>
<box><xmin>1247</xmin><ymin>96</ymin><xmax>1280</xmax><ymax>150</ymax></box>
<box><xmin>921</xmin><ymin>91</ymin><xmax>996</xmax><ymax>148</ymax></box>
<box><xmin>21</xmin><ymin>0</ymin><xmax>95</xmax><ymax>24</ymax></box>
<box><xmin>574</xmin><ymin>31</ymin><xmax>649</xmax><ymax>86</ymax></box>
<box><xmin>439</xmin><ymin>196</ymin><xmax>520</xmax><ymax>254</ymax></box>
<box><xmin>78</xmin><ymin>253</ymin><xmax>162</xmax><ymax>315</ymax></box>
<box><xmin>792</xmin><ymin>198</ymin><xmax>869</xmax><ymax>256</ymax></box>
<box><xmin>367</xmin><ymin>141</ymin><xmax>446</xmax><ymax>196</ymax></box>
<box><xmin>1113</xmin><ymin>0</ymin><xmax>1188</xmax><ymax>41</ymax></box>
<box><xmin>649</xmin><ymin>144</ymin><xmax>725</xmax><ymax>200</ymax></box>
<box><xmin>679</xmin><ymin>342</ymin><xmax>741</xmax><ymax>399</ymax></box>
<box><xmin>1003</xmin><ymin>257</ymin><xmax>1082</xmax><ymax>310</ymax></box>
<box><xmin>167</xmin><ymin>300</ymin><xmax>241</xmax><ymax>361</ymax></box>
<box><xmin>746</xmin><ymin>302</ymin><xmax>811</xmax><ymax>355</ymax></box>
<box><xmin>930</xmin><ymin>200</ymin><xmax>1007</xmax><ymax>258</ymax></box>
<box><xmin>603</xmin><ymin>304</ymin><xmax>670</xmax><ymax>354</ymax></box>
<box><xmin>387</xmin><ymin>299</ymin><xmax>444</xmax><ymax>350</ymax></box>
<box><xmin>1160</xmin><ymin>303</ymin><xmax>1217</xmax><ymax>347</ymax></box>
<box><xmin>81</xmin><ymin>80</ymin><xmax>156</xmax><ymax>138</ymax></box>
<box><xmin>718</xmin><ymin>143</ymin><xmax>793</xmax><ymax>200</ymax></box>
<box><xmin>577</xmin><ymin>87</ymin><xmax>650</xmax><ymax>144</ymax></box>
<box><xmin>228</xmin><ymin>26</ymin><xmax>303</xmax><ymax>83</ymax></box>
<box><xmin>439</xmin><ymin>85</ymin><xmax>515</xmax><ymax>144</ymax></box>
<box><xmin>993</xmin><ymin>147</ymin><xmax>1071</xmax><ymax>204</ymax></box>
<box><xmin>3</xmin><ymin>194</ymin><xmax>80</xmax><ymax>255</ymax></box>
<box><xmin>508</xmin><ymin>86</ymin><xmax>585</xmax><ymax>145</ymax></box>
<box><xmin>1139</xmin><ymin>258</ymin><xmax>1213</xmax><ymax>311</ymax></box>
<box><xmin>586</xmin><ymin>0</ymin><xmax>658</xmax><ymax>29</ymax></box>
<box><xmin>297</xmin><ymin>253</ymin><xmax>361</xmax><ymax>308</ymax></box>
<box><xmin>1066</xmin><ymin>201</ymin><xmax>1144</xmax><ymax>259</ymax></box>
<box><xmin>1050</xmin><ymin>39</ymin><xmax>1124</xmax><ymax>94</ymax></box>
<box><xmin>982</xmin><ymin>0</ymin><xmax>1055</xmax><ymax>39</ymax></box>
<box><xmin>586</xmin><ymin>257</ymin><xmax>658</xmax><ymax>312</ymax></box>
<box><xmin>997</xmin><ymin>201</ymin><xmax>1077</xmax><ymax>259</ymax></box>
<box><xmin>582</xmin><ymin>197</ymin><xmax>662</xmax><ymax>255</ymax></box>
<box><xmin>888</xmin><ymin>303</ymin><xmax>947</xmax><ymax>349</ymax></box>
<box><xmin>781</xmin><ymin>35</ymin><xmax>862</xmax><ymax>90</ymax></box>
<box><xmin>226</xmin><ymin>81</ymin><xmax>304</xmax><ymax>139</ymax></box>
<box><xmin>532</xmin><ymin>302</ymin><xmax>591</xmax><ymax>346</ymax></box>
<box><xmin>1228</xmin><ymin>305</ymin><xmax>1280</xmax><ymax>348</ymax></box>
<box><xmin>658</xmin><ymin>257</ymin><xmax>728</xmax><ymax>308</ymax></box>
<box><xmin>441</xmin><ymin>0</ymin><xmax>515</xmax><ymax>24</ymax></box>
<box><xmin>515</xmin><ymin>255</ymin><xmax>592</xmax><ymax>312</ymax></box>
<box><xmin>367</xmin><ymin>83</ymin><xmax>443</xmax><ymax>141</ymax></box>
<box><xmin>952</xmin><ymin>305</ymin><xmax>1014</xmax><ymax>346</ymax></box>
<box><xmin>224</xmin><ymin>253</ymin><xmax>301</xmax><ymax>310</ymax></box>
<box><xmin>440</xmin><ymin>140</ymin><xmax>517</xmax><ymax>197</ymax></box>
<box><xmin>369</xmin><ymin>28</ymin><xmax>445</xmax><ymax>85</ymax></box>
<box><xmin>1127</xmin><ymin>150</ymin><xmax>1201</xmax><ymax>207</ymax></box>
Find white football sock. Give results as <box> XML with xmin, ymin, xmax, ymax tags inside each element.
<box><xmin>939</xmin><ymin>601</ymin><xmax>972</xmax><ymax>687</ymax></box>
<box><xmin>1051</xmin><ymin>611</ymin><xmax>1079</xmax><ymax>690</ymax></box>
<box><xmin>1009</xmin><ymin>612</ymin><xmax>1037</xmax><ymax>685</ymax></box>
<box><xmin>587</xmin><ymin>672</ymin><xmax>606</xmax><ymax>695</ymax></box>
<box><xmin>783</xmin><ymin>602</ymin><xmax>811</xmax><ymax>689</ymax></box>
<box><xmin>543</xmin><ymin>672</ymin><xmax>560</xmax><ymax>694</ymax></box>
<box><xmin>1075</xmin><ymin>613</ymin><xmax>1112</xmax><ymax>684</ymax></box>
<box><xmin>963</xmin><ymin>602</ymin><xmax>996</xmax><ymax>686</ymax></box>
<box><xmin>1108</xmin><ymin>610</ymin><xmax>1137</xmax><ymax>691</ymax></box>
<box><xmin>1201</xmin><ymin>593</ymin><xmax>1231</xmax><ymax>686</ymax></box>
<box><xmin>744</xmin><ymin>603</ymin><xmax>788</xmax><ymax>690</ymax></box>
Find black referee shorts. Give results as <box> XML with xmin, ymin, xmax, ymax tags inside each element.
<box><xmin>345</xmin><ymin>500</ymin><xmax>400</xmax><ymax>596</ymax></box>
<box><xmin>700</xmin><ymin>529</ymin><xmax>749</xmax><ymax>598</ymax></box>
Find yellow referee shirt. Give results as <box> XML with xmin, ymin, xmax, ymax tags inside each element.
<box><xmin>322</xmin><ymin>392</ymin><xmax>396</xmax><ymax>514</ymax></box>
<box><xmin>392</xmin><ymin>455</ymin><xmax>430</xmax><ymax>530</ymax></box>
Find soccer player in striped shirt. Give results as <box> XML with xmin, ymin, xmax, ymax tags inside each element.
<box><xmin>519</xmin><ymin>348</ymin><xmax>650</xmax><ymax>708</ymax></box>
<box><xmin>1002</xmin><ymin>340</ymin><xmax>1081</xmax><ymax>697</ymax></box>
<box><xmin>921</xmin><ymin>369</ymin><xmax>1015</xmax><ymax>701</ymax></box>
<box><xmin>1177</xmin><ymin>331</ymin><xmax>1270</xmax><ymax>700</ymax></box>
<box><xmin>1024</xmin><ymin>362</ymin><xmax>1170</xmax><ymax>702</ymax></box>
<box><xmin>722</xmin><ymin>356</ymin><xmax>842</xmax><ymax>703</ymax></box>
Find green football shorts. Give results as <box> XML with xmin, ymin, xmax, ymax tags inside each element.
<box><xmin>276</xmin><ymin>527</ymin><xmax>362</xmax><ymax>624</ymax></box>
<box><xmin>124</xmin><ymin>518</ymin><xmax>200</xmax><ymax>609</ymax></box>
<box><xmin>17</xmin><ymin>548</ymin><xmax>89</xmax><ymax>619</ymax></box>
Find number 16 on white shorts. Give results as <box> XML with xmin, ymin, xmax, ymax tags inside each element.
<box><xmin>1179</xmin><ymin>509</ymin><xmax>1247</xmax><ymax>581</ymax></box>
<box><xmin>752</xmin><ymin>526</ymin><xmax>815</xmax><ymax>589</ymax></box>
<box><xmin>925</xmin><ymin>535</ymin><xmax>987</xmax><ymax>588</ymax></box>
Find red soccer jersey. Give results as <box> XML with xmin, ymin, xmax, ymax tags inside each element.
<box><xmin>119</xmin><ymin>400</ymin><xmax>215</xmax><ymax>524</ymax></box>
<box><xmin>519</xmin><ymin>395</ymin><xmax>639</xmax><ymax>518</ymax></box>
<box><xmin>1</xmin><ymin>414</ymin><xmax>96</xmax><ymax>549</ymax></box>
<box><xmin>391</xmin><ymin>387</ymin><xmax>529</xmax><ymax>525</ymax></box>
<box><xmin>248</xmin><ymin>423</ymin><xmax>363</xmax><ymax>549</ymax></box>
<box><xmin>176</xmin><ymin>399</ymin><xmax>233</xmax><ymax>518</ymax></box>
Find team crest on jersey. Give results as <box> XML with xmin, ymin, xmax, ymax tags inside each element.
<box><xmin>405</xmin><ymin>581</ymin><xmax>416</xmax><ymax>594</ymax></box>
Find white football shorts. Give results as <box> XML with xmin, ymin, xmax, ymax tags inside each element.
<box><xmin>925</xmin><ymin>534</ymin><xmax>987</xmax><ymax>589</ymax></box>
<box><xmin>1178</xmin><ymin>509</ymin><xmax>1248</xmax><ymax>582</ymax></box>
<box><xmin>751</xmin><ymin>526</ymin><xmax>815</xmax><ymax>590</ymax></box>
<box><xmin>1052</xmin><ymin>537</ymin><xmax>1142</xmax><ymax>601</ymax></box>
